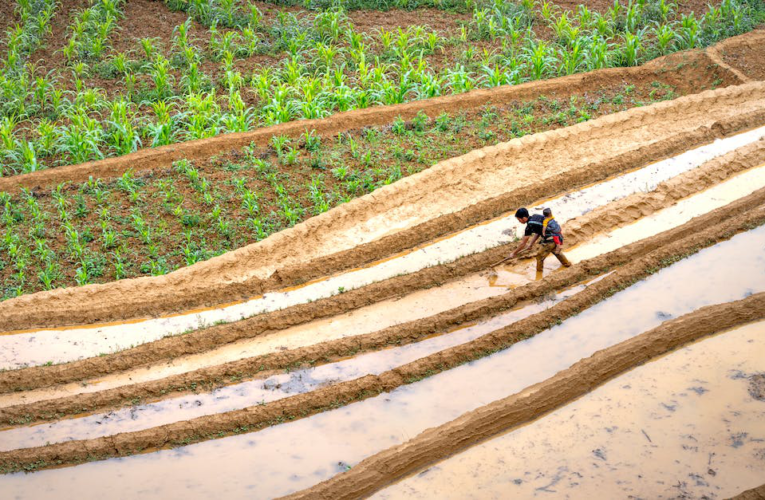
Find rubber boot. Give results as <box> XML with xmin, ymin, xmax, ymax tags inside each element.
<box><xmin>554</xmin><ymin>251</ymin><xmax>572</xmax><ymax>268</ymax></box>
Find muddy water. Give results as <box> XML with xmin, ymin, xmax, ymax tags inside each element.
<box><xmin>4</xmin><ymin>126</ymin><xmax>765</xmax><ymax>368</ymax></box>
<box><xmin>1</xmin><ymin>226</ymin><xmax>763</xmax><ymax>500</ymax></box>
<box><xmin>0</xmin><ymin>279</ymin><xmax>509</xmax><ymax>408</ymax></box>
<box><xmin>376</xmin><ymin>320</ymin><xmax>765</xmax><ymax>499</ymax></box>
<box><xmin>0</xmin><ymin>285</ymin><xmax>590</xmax><ymax>450</ymax></box>
<box><xmin>568</xmin><ymin>162</ymin><xmax>765</xmax><ymax>262</ymax></box>
<box><xmin>5</xmin><ymin>158</ymin><xmax>765</xmax><ymax>408</ymax></box>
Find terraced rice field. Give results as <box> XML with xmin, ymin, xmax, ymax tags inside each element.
<box><xmin>1</xmin><ymin>1</ymin><xmax>765</xmax><ymax>498</ymax></box>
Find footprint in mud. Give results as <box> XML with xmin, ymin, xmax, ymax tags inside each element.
<box><xmin>748</xmin><ymin>373</ymin><xmax>765</xmax><ymax>401</ymax></box>
<box><xmin>656</xmin><ymin>311</ymin><xmax>673</xmax><ymax>320</ymax></box>
<box><xmin>730</xmin><ymin>432</ymin><xmax>749</xmax><ymax>448</ymax></box>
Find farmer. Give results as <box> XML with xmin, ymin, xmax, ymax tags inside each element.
<box><xmin>506</xmin><ymin>207</ymin><xmax>572</xmax><ymax>272</ymax></box>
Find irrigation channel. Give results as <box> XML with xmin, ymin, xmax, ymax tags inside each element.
<box><xmin>1</xmin><ymin>146</ymin><xmax>764</xmax><ymax>409</ymax></box>
<box><xmin>0</xmin><ymin>282</ymin><xmax>592</xmax><ymax>451</ymax></box>
<box><xmin>0</xmin><ymin>135</ymin><xmax>763</xmax><ymax>416</ymax></box>
<box><xmin>3</xmin><ymin>125</ymin><xmax>765</xmax><ymax>370</ymax></box>
<box><xmin>1</xmin><ymin>219</ymin><xmax>763</xmax><ymax>498</ymax></box>
<box><xmin>374</xmin><ymin>320</ymin><xmax>765</xmax><ymax>499</ymax></box>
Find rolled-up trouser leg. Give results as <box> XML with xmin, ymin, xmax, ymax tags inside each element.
<box><xmin>537</xmin><ymin>243</ymin><xmax>555</xmax><ymax>271</ymax></box>
<box><xmin>553</xmin><ymin>250</ymin><xmax>572</xmax><ymax>267</ymax></box>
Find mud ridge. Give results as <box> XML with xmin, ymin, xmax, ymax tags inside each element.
<box><xmin>0</xmin><ymin>205</ymin><xmax>763</xmax><ymax>473</ymax></box>
<box><xmin>731</xmin><ymin>484</ymin><xmax>765</xmax><ymax>500</ymax></box>
<box><xmin>3</xmin><ymin>139</ymin><xmax>765</xmax><ymax>421</ymax></box>
<box><xmin>2</xmin><ymin>79</ymin><xmax>765</xmax><ymax>332</ymax></box>
<box><xmin>282</xmin><ymin>293</ymin><xmax>765</xmax><ymax>500</ymax></box>
<box><xmin>0</xmin><ymin>44</ymin><xmax>745</xmax><ymax>195</ymax></box>
<box><xmin>4</xmin><ymin>139</ymin><xmax>765</xmax><ymax>396</ymax></box>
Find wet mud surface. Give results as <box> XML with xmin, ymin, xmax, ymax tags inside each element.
<box><xmin>0</xmin><ymin>284</ymin><xmax>588</xmax><ymax>450</ymax></box>
<box><xmin>0</xmin><ymin>214</ymin><xmax>763</xmax><ymax>477</ymax></box>
<box><xmin>375</xmin><ymin>320</ymin><xmax>765</xmax><ymax>499</ymax></box>
<box><xmin>6</xmin><ymin>126</ymin><xmax>764</xmax><ymax>370</ymax></box>
<box><xmin>3</xmin><ymin>135</ymin><xmax>765</xmax><ymax>397</ymax></box>
<box><xmin>2</xmin><ymin>179</ymin><xmax>765</xmax><ymax>425</ymax></box>
<box><xmin>284</xmin><ymin>228</ymin><xmax>765</xmax><ymax>500</ymax></box>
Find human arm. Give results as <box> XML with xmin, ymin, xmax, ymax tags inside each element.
<box><xmin>508</xmin><ymin>234</ymin><xmax>538</xmax><ymax>258</ymax></box>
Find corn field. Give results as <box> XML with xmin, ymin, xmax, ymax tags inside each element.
<box><xmin>0</xmin><ymin>0</ymin><xmax>762</xmax><ymax>176</ymax></box>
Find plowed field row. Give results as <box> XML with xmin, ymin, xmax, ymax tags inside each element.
<box><xmin>2</xmin><ymin>132</ymin><xmax>764</xmax><ymax>419</ymax></box>
<box><xmin>1</xmin><ymin>32</ymin><xmax>764</xmax><ymax>500</ymax></box>
<box><xmin>1</xmin><ymin>165</ymin><xmax>764</xmax><ymax>474</ymax></box>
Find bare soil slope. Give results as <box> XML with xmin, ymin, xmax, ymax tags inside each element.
<box><xmin>714</xmin><ymin>29</ymin><xmax>765</xmax><ymax>82</ymax></box>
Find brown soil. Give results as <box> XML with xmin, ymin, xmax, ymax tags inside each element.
<box><xmin>28</xmin><ymin>0</ymin><xmax>91</xmax><ymax>73</ymax></box>
<box><xmin>0</xmin><ymin>2</ymin><xmax>19</xmax><ymax>52</ymax></box>
<box><xmin>4</xmin><ymin>152</ymin><xmax>764</xmax><ymax>423</ymax></box>
<box><xmin>113</xmin><ymin>0</ymin><xmax>202</xmax><ymax>55</ymax></box>
<box><xmin>1</xmin><ymin>209</ymin><xmax>762</xmax><ymax>472</ymax></box>
<box><xmin>1</xmin><ymin>72</ymin><xmax>763</xmax><ymax>332</ymax></box>
<box><xmin>283</xmin><ymin>293</ymin><xmax>765</xmax><ymax>500</ymax></box>
<box><xmin>3</xmin><ymin>131</ymin><xmax>763</xmax><ymax>406</ymax></box>
<box><xmin>733</xmin><ymin>484</ymin><xmax>765</xmax><ymax>500</ymax></box>
<box><xmin>714</xmin><ymin>29</ymin><xmax>765</xmax><ymax>82</ymax></box>
<box><xmin>347</xmin><ymin>8</ymin><xmax>470</xmax><ymax>34</ymax></box>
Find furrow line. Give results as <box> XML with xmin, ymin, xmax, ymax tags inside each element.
<box><xmin>3</xmin><ymin>135</ymin><xmax>765</xmax><ymax>394</ymax></box>
<box><xmin>282</xmin><ymin>293</ymin><xmax>765</xmax><ymax>500</ymax></box>
<box><xmin>0</xmin><ymin>47</ymin><xmax>742</xmax><ymax>195</ymax></box>
<box><xmin>0</xmin><ymin>203</ymin><xmax>762</xmax><ymax>473</ymax></box>
<box><xmin>4</xmin><ymin>153</ymin><xmax>765</xmax><ymax>424</ymax></box>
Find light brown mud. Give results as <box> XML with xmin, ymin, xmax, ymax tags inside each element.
<box><xmin>733</xmin><ymin>484</ymin><xmax>765</xmax><ymax>500</ymax></box>
<box><xmin>2</xmin><ymin>67</ymin><xmax>764</xmax><ymax>333</ymax></box>
<box><xmin>372</xmin><ymin>320</ymin><xmax>765</xmax><ymax>498</ymax></box>
<box><xmin>283</xmin><ymin>294</ymin><xmax>765</xmax><ymax>500</ymax></box>
<box><xmin>0</xmin><ymin>205</ymin><xmax>762</xmax><ymax>473</ymax></box>
<box><xmin>3</xmin><ymin>141</ymin><xmax>765</xmax><ymax>399</ymax></box>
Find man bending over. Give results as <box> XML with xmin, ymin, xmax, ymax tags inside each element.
<box><xmin>507</xmin><ymin>207</ymin><xmax>572</xmax><ymax>272</ymax></box>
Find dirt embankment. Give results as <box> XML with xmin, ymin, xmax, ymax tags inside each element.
<box><xmin>4</xmin><ymin>161</ymin><xmax>765</xmax><ymax>424</ymax></box>
<box><xmin>709</xmin><ymin>29</ymin><xmax>765</xmax><ymax>83</ymax></box>
<box><xmin>282</xmin><ymin>293</ymin><xmax>765</xmax><ymax>500</ymax></box>
<box><xmin>2</xmin><ymin>80</ymin><xmax>765</xmax><ymax>332</ymax></box>
<box><xmin>1</xmin><ymin>200</ymin><xmax>763</xmax><ymax>473</ymax></box>
<box><xmin>2</xmin><ymin>134</ymin><xmax>764</xmax><ymax>411</ymax></box>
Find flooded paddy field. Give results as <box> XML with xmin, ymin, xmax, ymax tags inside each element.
<box><xmin>2</xmin><ymin>31</ymin><xmax>765</xmax><ymax>498</ymax></box>
<box><xmin>376</xmin><ymin>320</ymin><xmax>765</xmax><ymax>499</ymax></box>
<box><xmin>1</xmin><ymin>223</ymin><xmax>762</xmax><ymax>499</ymax></box>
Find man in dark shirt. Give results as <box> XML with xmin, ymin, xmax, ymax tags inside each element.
<box><xmin>506</xmin><ymin>207</ymin><xmax>572</xmax><ymax>271</ymax></box>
